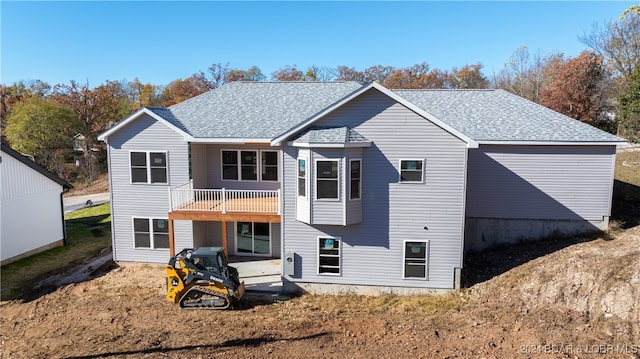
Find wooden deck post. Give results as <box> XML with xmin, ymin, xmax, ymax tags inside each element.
<box><xmin>169</xmin><ymin>218</ymin><xmax>175</xmax><ymax>257</ymax></box>
<box><xmin>222</xmin><ymin>221</ymin><xmax>228</xmax><ymax>257</ymax></box>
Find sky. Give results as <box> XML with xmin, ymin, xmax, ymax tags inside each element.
<box><xmin>1</xmin><ymin>1</ymin><xmax>637</xmax><ymax>87</ymax></box>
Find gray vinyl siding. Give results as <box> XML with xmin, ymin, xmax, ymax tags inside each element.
<box><xmin>466</xmin><ymin>145</ymin><xmax>616</xmax><ymax>221</ymax></box>
<box><xmin>282</xmin><ymin>89</ymin><xmax>467</xmax><ymax>289</ymax></box>
<box><xmin>106</xmin><ymin>113</ymin><xmax>192</xmax><ymax>263</ymax></box>
<box><xmin>190</xmin><ymin>143</ymin><xmax>280</xmax><ymax>190</ymax></box>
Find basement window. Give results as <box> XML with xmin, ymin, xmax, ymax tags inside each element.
<box><xmin>318</xmin><ymin>237</ymin><xmax>341</xmax><ymax>275</ymax></box>
<box><xmin>133</xmin><ymin>218</ymin><xmax>169</xmax><ymax>249</ymax></box>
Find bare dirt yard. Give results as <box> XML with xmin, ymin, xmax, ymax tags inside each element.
<box><xmin>1</xmin><ymin>224</ymin><xmax>639</xmax><ymax>359</ymax></box>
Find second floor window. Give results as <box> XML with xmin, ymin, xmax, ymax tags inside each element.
<box><xmin>316</xmin><ymin>160</ymin><xmax>339</xmax><ymax>199</ymax></box>
<box><xmin>350</xmin><ymin>159</ymin><xmax>361</xmax><ymax>200</ymax></box>
<box><xmin>400</xmin><ymin>159</ymin><xmax>424</xmax><ymax>183</ymax></box>
<box><xmin>130</xmin><ymin>151</ymin><xmax>167</xmax><ymax>184</ymax></box>
<box><xmin>222</xmin><ymin>150</ymin><xmax>278</xmax><ymax>181</ymax></box>
<box><xmin>298</xmin><ymin>158</ymin><xmax>307</xmax><ymax>197</ymax></box>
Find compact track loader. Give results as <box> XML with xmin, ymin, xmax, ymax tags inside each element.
<box><xmin>166</xmin><ymin>247</ymin><xmax>245</xmax><ymax>309</ymax></box>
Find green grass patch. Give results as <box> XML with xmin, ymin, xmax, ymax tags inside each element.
<box><xmin>0</xmin><ymin>203</ymin><xmax>112</xmax><ymax>301</ymax></box>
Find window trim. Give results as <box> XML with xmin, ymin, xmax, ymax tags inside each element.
<box><xmin>399</xmin><ymin>159</ymin><xmax>425</xmax><ymax>183</ymax></box>
<box><xmin>318</xmin><ymin>236</ymin><xmax>341</xmax><ymax>276</ymax></box>
<box><xmin>402</xmin><ymin>240</ymin><xmax>429</xmax><ymax>280</ymax></box>
<box><xmin>129</xmin><ymin>151</ymin><xmax>168</xmax><ymax>185</ymax></box>
<box><xmin>297</xmin><ymin>157</ymin><xmax>308</xmax><ymax>198</ymax></box>
<box><xmin>234</xmin><ymin>221</ymin><xmax>272</xmax><ymax>257</ymax></box>
<box><xmin>315</xmin><ymin>159</ymin><xmax>340</xmax><ymax>201</ymax></box>
<box><xmin>132</xmin><ymin>217</ymin><xmax>170</xmax><ymax>249</ymax></box>
<box><xmin>349</xmin><ymin>158</ymin><xmax>362</xmax><ymax>201</ymax></box>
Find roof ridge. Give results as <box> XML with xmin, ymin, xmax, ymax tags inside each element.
<box><xmin>392</xmin><ymin>88</ymin><xmax>496</xmax><ymax>92</ymax></box>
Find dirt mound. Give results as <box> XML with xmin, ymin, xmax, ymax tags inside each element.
<box><xmin>1</xmin><ymin>227</ymin><xmax>638</xmax><ymax>358</ymax></box>
<box><xmin>472</xmin><ymin>226</ymin><xmax>640</xmax><ymax>324</ymax></box>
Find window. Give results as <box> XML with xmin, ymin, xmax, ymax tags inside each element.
<box><xmin>298</xmin><ymin>158</ymin><xmax>307</xmax><ymax>197</ymax></box>
<box><xmin>222</xmin><ymin>150</ymin><xmax>239</xmax><ymax>180</ymax></box>
<box><xmin>235</xmin><ymin>222</ymin><xmax>271</xmax><ymax>255</ymax></box>
<box><xmin>130</xmin><ymin>152</ymin><xmax>167</xmax><ymax>184</ymax></box>
<box><xmin>316</xmin><ymin>160</ymin><xmax>339</xmax><ymax>199</ymax></box>
<box><xmin>318</xmin><ymin>237</ymin><xmax>341</xmax><ymax>275</ymax></box>
<box><xmin>403</xmin><ymin>241</ymin><xmax>428</xmax><ymax>279</ymax></box>
<box><xmin>133</xmin><ymin>218</ymin><xmax>169</xmax><ymax>249</ymax></box>
<box><xmin>400</xmin><ymin>159</ymin><xmax>424</xmax><ymax>183</ymax></box>
<box><xmin>261</xmin><ymin>151</ymin><xmax>278</xmax><ymax>181</ymax></box>
<box><xmin>240</xmin><ymin>151</ymin><xmax>257</xmax><ymax>181</ymax></box>
<box><xmin>222</xmin><ymin>150</ymin><xmax>276</xmax><ymax>181</ymax></box>
<box><xmin>349</xmin><ymin>159</ymin><xmax>361</xmax><ymax>200</ymax></box>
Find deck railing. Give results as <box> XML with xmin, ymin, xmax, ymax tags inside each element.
<box><xmin>169</xmin><ymin>182</ymin><xmax>280</xmax><ymax>214</ymax></box>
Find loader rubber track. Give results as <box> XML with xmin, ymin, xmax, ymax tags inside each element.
<box><xmin>178</xmin><ymin>285</ymin><xmax>231</xmax><ymax>310</ymax></box>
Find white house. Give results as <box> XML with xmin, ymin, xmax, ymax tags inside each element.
<box><xmin>1</xmin><ymin>143</ymin><xmax>72</xmax><ymax>265</ymax></box>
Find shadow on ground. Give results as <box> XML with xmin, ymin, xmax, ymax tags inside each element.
<box><xmin>64</xmin><ymin>332</ymin><xmax>331</xmax><ymax>359</ymax></box>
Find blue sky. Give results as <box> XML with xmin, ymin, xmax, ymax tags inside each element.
<box><xmin>1</xmin><ymin>1</ymin><xmax>636</xmax><ymax>87</ymax></box>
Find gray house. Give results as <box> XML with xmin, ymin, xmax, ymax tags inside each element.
<box><xmin>98</xmin><ymin>81</ymin><xmax>624</xmax><ymax>294</ymax></box>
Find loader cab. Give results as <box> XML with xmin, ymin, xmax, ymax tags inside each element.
<box><xmin>188</xmin><ymin>247</ymin><xmax>228</xmax><ymax>275</ymax></box>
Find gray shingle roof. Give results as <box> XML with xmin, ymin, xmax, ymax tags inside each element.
<box><xmin>163</xmin><ymin>82</ymin><xmax>362</xmax><ymax>139</ymax></box>
<box><xmin>393</xmin><ymin>89</ymin><xmax>622</xmax><ymax>143</ymax></box>
<box><xmin>142</xmin><ymin>82</ymin><xmax>623</xmax><ymax>144</ymax></box>
<box><xmin>292</xmin><ymin>126</ymin><xmax>370</xmax><ymax>144</ymax></box>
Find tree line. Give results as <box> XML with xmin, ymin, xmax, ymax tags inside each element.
<box><xmin>1</xmin><ymin>6</ymin><xmax>639</xmax><ymax>183</ymax></box>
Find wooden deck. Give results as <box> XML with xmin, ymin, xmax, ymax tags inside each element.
<box><xmin>168</xmin><ymin>196</ymin><xmax>281</xmax><ymax>223</ymax></box>
<box><xmin>174</xmin><ymin>197</ymin><xmax>279</xmax><ymax>213</ymax></box>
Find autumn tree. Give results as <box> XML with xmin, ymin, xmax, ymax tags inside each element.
<box><xmin>224</xmin><ymin>66</ymin><xmax>266</xmax><ymax>82</ymax></box>
<box><xmin>335</xmin><ymin>66</ymin><xmax>366</xmax><ymax>83</ymax></box>
<box><xmin>128</xmin><ymin>78</ymin><xmax>162</xmax><ymax>111</ymax></box>
<box><xmin>617</xmin><ymin>64</ymin><xmax>640</xmax><ymax>141</ymax></box>
<box><xmin>494</xmin><ymin>46</ymin><xmax>556</xmax><ymax>102</ymax></box>
<box><xmin>5</xmin><ymin>97</ymin><xmax>84</xmax><ymax>175</ymax></box>
<box><xmin>363</xmin><ymin>65</ymin><xmax>395</xmax><ymax>83</ymax></box>
<box><xmin>161</xmin><ymin>72</ymin><xmax>211</xmax><ymax>106</ymax></box>
<box><xmin>51</xmin><ymin>80</ymin><xmax>131</xmax><ymax>181</ymax></box>
<box><xmin>0</xmin><ymin>80</ymin><xmax>51</xmax><ymax>129</ymax></box>
<box><xmin>539</xmin><ymin>51</ymin><xmax>608</xmax><ymax>126</ymax></box>
<box><xmin>271</xmin><ymin>65</ymin><xmax>305</xmax><ymax>81</ymax></box>
<box><xmin>448</xmin><ymin>63</ymin><xmax>489</xmax><ymax>89</ymax></box>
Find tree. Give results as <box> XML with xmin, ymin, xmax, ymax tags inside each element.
<box><xmin>161</xmin><ymin>72</ymin><xmax>211</xmax><ymax>106</ymax></box>
<box><xmin>128</xmin><ymin>78</ymin><xmax>162</xmax><ymax>111</ymax></box>
<box><xmin>224</xmin><ymin>66</ymin><xmax>266</xmax><ymax>83</ymax></box>
<box><xmin>335</xmin><ymin>66</ymin><xmax>366</xmax><ymax>83</ymax></box>
<box><xmin>51</xmin><ymin>80</ymin><xmax>131</xmax><ymax>181</ymax></box>
<box><xmin>0</xmin><ymin>80</ymin><xmax>51</xmax><ymax>129</ymax></box>
<box><xmin>580</xmin><ymin>6</ymin><xmax>640</xmax><ymax>84</ymax></box>
<box><xmin>494</xmin><ymin>46</ymin><xmax>552</xmax><ymax>102</ymax></box>
<box><xmin>5</xmin><ymin>97</ymin><xmax>84</xmax><ymax>174</ymax></box>
<box><xmin>617</xmin><ymin>64</ymin><xmax>640</xmax><ymax>142</ymax></box>
<box><xmin>448</xmin><ymin>63</ymin><xmax>489</xmax><ymax>89</ymax></box>
<box><xmin>540</xmin><ymin>51</ymin><xmax>608</xmax><ymax>126</ymax></box>
<box><xmin>363</xmin><ymin>65</ymin><xmax>395</xmax><ymax>83</ymax></box>
<box><xmin>271</xmin><ymin>65</ymin><xmax>305</xmax><ymax>81</ymax></box>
